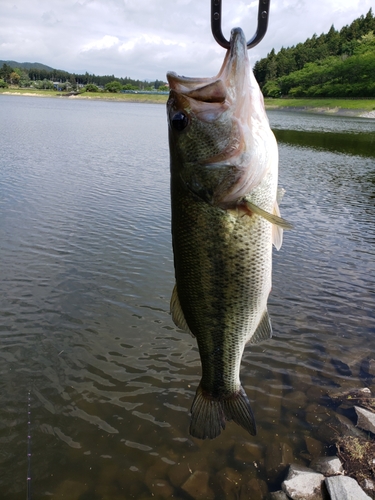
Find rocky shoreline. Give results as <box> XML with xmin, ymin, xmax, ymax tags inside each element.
<box><xmin>270</xmin><ymin>386</ymin><xmax>375</xmax><ymax>499</ymax></box>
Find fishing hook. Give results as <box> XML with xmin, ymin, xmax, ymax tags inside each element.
<box><xmin>211</xmin><ymin>0</ymin><xmax>271</xmax><ymax>49</ymax></box>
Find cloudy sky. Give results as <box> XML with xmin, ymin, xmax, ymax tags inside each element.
<box><xmin>1</xmin><ymin>0</ymin><xmax>373</xmax><ymax>81</ymax></box>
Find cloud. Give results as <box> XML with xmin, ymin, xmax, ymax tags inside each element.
<box><xmin>0</xmin><ymin>0</ymin><xmax>373</xmax><ymax>80</ymax></box>
<box><xmin>82</xmin><ymin>35</ymin><xmax>120</xmax><ymax>52</ymax></box>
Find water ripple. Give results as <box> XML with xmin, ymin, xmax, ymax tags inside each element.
<box><xmin>1</xmin><ymin>97</ymin><xmax>374</xmax><ymax>498</ymax></box>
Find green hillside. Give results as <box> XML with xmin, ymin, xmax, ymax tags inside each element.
<box><xmin>0</xmin><ymin>61</ymin><xmax>166</xmax><ymax>91</ymax></box>
<box><xmin>0</xmin><ymin>60</ymin><xmax>55</xmax><ymax>71</ymax></box>
<box><xmin>254</xmin><ymin>9</ymin><xmax>375</xmax><ymax>98</ymax></box>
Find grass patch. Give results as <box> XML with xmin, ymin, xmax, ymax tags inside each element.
<box><xmin>1</xmin><ymin>89</ymin><xmax>374</xmax><ymax>112</ymax></box>
<box><xmin>264</xmin><ymin>97</ymin><xmax>375</xmax><ymax>111</ymax></box>
<box><xmin>75</xmin><ymin>92</ymin><xmax>169</xmax><ymax>103</ymax></box>
<box><xmin>0</xmin><ymin>88</ymin><xmax>168</xmax><ymax>104</ymax></box>
<box><xmin>0</xmin><ymin>88</ymin><xmax>57</xmax><ymax>97</ymax></box>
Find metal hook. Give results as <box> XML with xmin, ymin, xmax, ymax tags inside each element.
<box><xmin>211</xmin><ymin>0</ymin><xmax>271</xmax><ymax>49</ymax></box>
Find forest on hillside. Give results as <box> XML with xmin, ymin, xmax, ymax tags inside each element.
<box><xmin>0</xmin><ymin>61</ymin><xmax>166</xmax><ymax>92</ymax></box>
<box><xmin>254</xmin><ymin>8</ymin><xmax>375</xmax><ymax>98</ymax></box>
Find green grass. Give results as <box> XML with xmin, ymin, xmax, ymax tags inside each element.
<box><xmin>0</xmin><ymin>88</ymin><xmax>168</xmax><ymax>103</ymax></box>
<box><xmin>264</xmin><ymin>97</ymin><xmax>375</xmax><ymax>111</ymax></box>
<box><xmin>1</xmin><ymin>88</ymin><xmax>375</xmax><ymax>112</ymax></box>
<box><xmin>75</xmin><ymin>92</ymin><xmax>169</xmax><ymax>103</ymax></box>
<box><xmin>0</xmin><ymin>88</ymin><xmax>57</xmax><ymax>96</ymax></box>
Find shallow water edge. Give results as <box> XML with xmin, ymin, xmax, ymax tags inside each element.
<box><xmin>1</xmin><ymin>90</ymin><xmax>375</xmax><ymax>118</ymax></box>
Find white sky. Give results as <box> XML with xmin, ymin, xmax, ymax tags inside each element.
<box><xmin>1</xmin><ymin>0</ymin><xmax>373</xmax><ymax>81</ymax></box>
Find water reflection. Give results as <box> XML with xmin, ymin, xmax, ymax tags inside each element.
<box><xmin>273</xmin><ymin>128</ymin><xmax>375</xmax><ymax>158</ymax></box>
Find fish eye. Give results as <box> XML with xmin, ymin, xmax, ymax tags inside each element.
<box><xmin>171</xmin><ymin>112</ymin><xmax>188</xmax><ymax>131</ymax></box>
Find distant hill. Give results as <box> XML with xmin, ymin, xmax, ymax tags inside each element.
<box><xmin>0</xmin><ymin>60</ymin><xmax>166</xmax><ymax>90</ymax></box>
<box><xmin>0</xmin><ymin>60</ymin><xmax>55</xmax><ymax>71</ymax></box>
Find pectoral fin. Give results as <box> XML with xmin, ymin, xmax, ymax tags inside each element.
<box><xmin>272</xmin><ymin>201</ymin><xmax>284</xmax><ymax>251</ymax></box>
<box><xmin>244</xmin><ymin>199</ymin><xmax>293</xmax><ymax>230</ymax></box>
<box><xmin>170</xmin><ymin>284</ymin><xmax>195</xmax><ymax>337</ymax></box>
<box><xmin>277</xmin><ymin>187</ymin><xmax>286</xmax><ymax>204</ymax></box>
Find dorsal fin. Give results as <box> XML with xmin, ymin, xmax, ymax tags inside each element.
<box><xmin>170</xmin><ymin>284</ymin><xmax>195</xmax><ymax>337</ymax></box>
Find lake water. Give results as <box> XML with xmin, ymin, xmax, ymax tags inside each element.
<box><xmin>1</xmin><ymin>95</ymin><xmax>374</xmax><ymax>499</ymax></box>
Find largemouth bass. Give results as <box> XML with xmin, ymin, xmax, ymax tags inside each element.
<box><xmin>167</xmin><ymin>28</ymin><xmax>291</xmax><ymax>440</ymax></box>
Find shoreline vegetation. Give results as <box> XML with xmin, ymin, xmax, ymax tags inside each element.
<box><xmin>1</xmin><ymin>88</ymin><xmax>375</xmax><ymax>118</ymax></box>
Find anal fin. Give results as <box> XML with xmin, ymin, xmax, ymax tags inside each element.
<box><xmin>170</xmin><ymin>284</ymin><xmax>195</xmax><ymax>337</ymax></box>
<box><xmin>249</xmin><ymin>309</ymin><xmax>273</xmax><ymax>345</ymax></box>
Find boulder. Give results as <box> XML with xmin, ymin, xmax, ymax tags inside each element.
<box><xmin>317</xmin><ymin>412</ymin><xmax>367</xmax><ymax>444</ymax></box>
<box><xmin>216</xmin><ymin>467</ymin><xmax>242</xmax><ymax>498</ymax></box>
<box><xmin>239</xmin><ymin>477</ymin><xmax>268</xmax><ymax>500</ymax></box>
<box><xmin>325</xmin><ymin>475</ymin><xmax>371</xmax><ymax>499</ymax></box>
<box><xmin>282</xmin><ymin>464</ymin><xmax>325</xmax><ymax>500</ymax></box>
<box><xmin>361</xmin><ymin>359</ymin><xmax>375</xmax><ymax>378</ymax></box>
<box><xmin>355</xmin><ymin>406</ymin><xmax>375</xmax><ymax>434</ymax></box>
<box><xmin>305</xmin><ymin>436</ymin><xmax>324</xmax><ymax>458</ymax></box>
<box><xmin>265</xmin><ymin>442</ymin><xmax>294</xmax><ymax>481</ymax></box>
<box><xmin>269</xmin><ymin>491</ymin><xmax>290</xmax><ymax>500</ymax></box>
<box><xmin>331</xmin><ymin>358</ymin><xmax>352</xmax><ymax>377</ymax></box>
<box><xmin>181</xmin><ymin>470</ymin><xmax>215</xmax><ymax>500</ymax></box>
<box><xmin>310</xmin><ymin>456</ymin><xmax>343</xmax><ymax>476</ymax></box>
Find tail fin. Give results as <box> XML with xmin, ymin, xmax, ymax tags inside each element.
<box><xmin>189</xmin><ymin>384</ymin><xmax>256</xmax><ymax>439</ymax></box>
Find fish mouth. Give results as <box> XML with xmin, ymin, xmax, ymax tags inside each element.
<box><xmin>167</xmin><ymin>27</ymin><xmax>249</xmax><ymax>100</ymax></box>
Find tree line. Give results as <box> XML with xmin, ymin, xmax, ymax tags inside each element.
<box><xmin>253</xmin><ymin>8</ymin><xmax>375</xmax><ymax>98</ymax></box>
<box><xmin>0</xmin><ymin>63</ymin><xmax>167</xmax><ymax>92</ymax></box>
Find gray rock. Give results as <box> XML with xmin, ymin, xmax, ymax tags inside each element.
<box><xmin>355</xmin><ymin>406</ymin><xmax>375</xmax><ymax>434</ymax></box>
<box><xmin>310</xmin><ymin>456</ymin><xmax>343</xmax><ymax>476</ymax></box>
<box><xmin>305</xmin><ymin>436</ymin><xmax>324</xmax><ymax>458</ymax></box>
<box><xmin>361</xmin><ymin>359</ymin><xmax>375</xmax><ymax>377</ymax></box>
<box><xmin>305</xmin><ymin>403</ymin><xmax>331</xmax><ymax>426</ymax></box>
<box><xmin>239</xmin><ymin>477</ymin><xmax>268</xmax><ymax>500</ymax></box>
<box><xmin>233</xmin><ymin>440</ymin><xmax>264</xmax><ymax>464</ymax></box>
<box><xmin>317</xmin><ymin>412</ymin><xmax>367</xmax><ymax>444</ymax></box>
<box><xmin>361</xmin><ymin>478</ymin><xmax>375</xmax><ymax>492</ymax></box>
<box><xmin>331</xmin><ymin>358</ymin><xmax>352</xmax><ymax>376</ymax></box>
<box><xmin>167</xmin><ymin>463</ymin><xmax>191</xmax><ymax>488</ymax></box>
<box><xmin>216</xmin><ymin>467</ymin><xmax>242</xmax><ymax>498</ymax></box>
<box><xmin>269</xmin><ymin>491</ymin><xmax>289</xmax><ymax>500</ymax></box>
<box><xmin>325</xmin><ymin>475</ymin><xmax>371</xmax><ymax>499</ymax></box>
<box><xmin>283</xmin><ymin>390</ymin><xmax>308</xmax><ymax>410</ymax></box>
<box><xmin>265</xmin><ymin>442</ymin><xmax>294</xmax><ymax>481</ymax></box>
<box><xmin>282</xmin><ymin>464</ymin><xmax>325</xmax><ymax>500</ymax></box>
<box><xmin>181</xmin><ymin>471</ymin><xmax>215</xmax><ymax>500</ymax></box>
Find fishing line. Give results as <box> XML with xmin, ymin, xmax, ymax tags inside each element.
<box><xmin>27</xmin><ymin>390</ymin><xmax>32</xmax><ymax>500</ymax></box>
